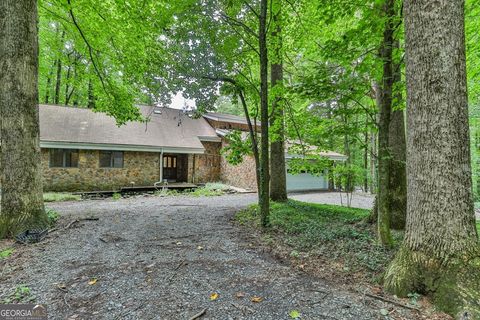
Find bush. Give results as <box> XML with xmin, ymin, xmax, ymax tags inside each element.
<box><xmin>0</xmin><ymin>248</ymin><xmax>14</xmax><ymax>259</ymax></box>
<box><xmin>46</xmin><ymin>208</ymin><xmax>60</xmax><ymax>226</ymax></box>
<box><xmin>43</xmin><ymin>193</ymin><xmax>81</xmax><ymax>202</ymax></box>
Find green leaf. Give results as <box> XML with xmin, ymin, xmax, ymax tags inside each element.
<box><xmin>289</xmin><ymin>310</ymin><xmax>301</xmax><ymax>319</ymax></box>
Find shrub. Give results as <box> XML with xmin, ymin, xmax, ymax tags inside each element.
<box><xmin>43</xmin><ymin>192</ymin><xmax>81</xmax><ymax>202</ymax></box>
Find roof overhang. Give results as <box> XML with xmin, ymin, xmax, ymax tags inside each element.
<box><xmin>40</xmin><ymin>141</ymin><xmax>205</xmax><ymax>154</ymax></box>
<box><xmin>198</xmin><ymin>135</ymin><xmax>222</xmax><ymax>143</ymax></box>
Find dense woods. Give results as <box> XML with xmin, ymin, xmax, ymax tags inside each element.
<box><xmin>1</xmin><ymin>0</ymin><xmax>480</xmax><ymax>317</ymax></box>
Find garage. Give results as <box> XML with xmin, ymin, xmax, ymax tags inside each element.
<box><xmin>285</xmin><ymin>151</ymin><xmax>348</xmax><ymax>192</ymax></box>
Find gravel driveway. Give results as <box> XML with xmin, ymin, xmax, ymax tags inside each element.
<box><xmin>0</xmin><ymin>194</ymin><xmax>418</xmax><ymax>319</ymax></box>
<box><xmin>289</xmin><ymin>192</ymin><xmax>375</xmax><ymax>210</ymax></box>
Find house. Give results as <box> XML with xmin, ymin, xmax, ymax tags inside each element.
<box><xmin>21</xmin><ymin>104</ymin><xmax>346</xmax><ymax>192</ymax></box>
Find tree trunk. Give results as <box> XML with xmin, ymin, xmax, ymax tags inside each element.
<box><xmin>269</xmin><ymin>0</ymin><xmax>287</xmax><ymax>202</ymax></box>
<box><xmin>44</xmin><ymin>60</ymin><xmax>56</xmax><ymax>103</ymax></box>
<box><xmin>54</xmin><ymin>58</ymin><xmax>62</xmax><ymax>104</ymax></box>
<box><xmin>376</xmin><ymin>0</ymin><xmax>395</xmax><ymax>246</ymax></box>
<box><xmin>388</xmin><ymin>67</ymin><xmax>407</xmax><ymax>229</ymax></box>
<box><xmin>259</xmin><ymin>0</ymin><xmax>270</xmax><ymax>227</ymax></box>
<box><xmin>0</xmin><ymin>0</ymin><xmax>48</xmax><ymax>238</ymax></box>
<box><xmin>87</xmin><ymin>77</ymin><xmax>95</xmax><ymax>108</ymax></box>
<box><xmin>364</xmin><ymin>116</ymin><xmax>369</xmax><ymax>193</ymax></box>
<box><xmin>384</xmin><ymin>0</ymin><xmax>480</xmax><ymax>317</ymax></box>
<box><xmin>64</xmin><ymin>58</ymin><xmax>72</xmax><ymax>105</ymax></box>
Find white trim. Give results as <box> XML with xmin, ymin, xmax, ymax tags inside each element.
<box><xmin>285</xmin><ymin>153</ymin><xmax>348</xmax><ymax>161</ymax></box>
<box><xmin>40</xmin><ymin>141</ymin><xmax>205</xmax><ymax>154</ymax></box>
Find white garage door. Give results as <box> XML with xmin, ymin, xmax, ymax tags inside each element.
<box><xmin>286</xmin><ymin>172</ymin><xmax>329</xmax><ymax>192</ymax></box>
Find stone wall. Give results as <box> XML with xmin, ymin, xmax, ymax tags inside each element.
<box><xmin>4</xmin><ymin>142</ymin><xmax>258</xmax><ymax>192</ymax></box>
<box><xmin>219</xmin><ymin>140</ymin><xmax>257</xmax><ymax>190</ymax></box>
<box><xmin>189</xmin><ymin>141</ymin><xmax>221</xmax><ymax>183</ymax></box>
<box><xmin>41</xmin><ymin>149</ymin><xmax>161</xmax><ymax>191</ymax></box>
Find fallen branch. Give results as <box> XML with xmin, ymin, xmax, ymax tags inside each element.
<box><xmin>363</xmin><ymin>292</ymin><xmax>420</xmax><ymax>311</ymax></box>
<box><xmin>64</xmin><ymin>217</ymin><xmax>99</xmax><ymax>230</ymax></box>
<box><xmin>168</xmin><ymin>260</ymin><xmax>187</xmax><ymax>281</ymax></box>
<box><xmin>188</xmin><ymin>308</ymin><xmax>206</xmax><ymax>320</ymax></box>
<box><xmin>49</xmin><ymin>217</ymin><xmax>100</xmax><ymax>234</ymax></box>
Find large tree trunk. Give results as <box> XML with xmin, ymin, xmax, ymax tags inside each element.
<box><xmin>258</xmin><ymin>0</ymin><xmax>270</xmax><ymax>227</ymax></box>
<box><xmin>364</xmin><ymin>116</ymin><xmax>369</xmax><ymax>193</ymax></box>
<box><xmin>384</xmin><ymin>0</ymin><xmax>480</xmax><ymax>317</ymax></box>
<box><xmin>376</xmin><ymin>0</ymin><xmax>396</xmax><ymax>246</ymax></box>
<box><xmin>388</xmin><ymin>69</ymin><xmax>407</xmax><ymax>229</ymax></box>
<box><xmin>269</xmin><ymin>0</ymin><xmax>287</xmax><ymax>202</ymax></box>
<box><xmin>0</xmin><ymin>0</ymin><xmax>48</xmax><ymax>238</ymax></box>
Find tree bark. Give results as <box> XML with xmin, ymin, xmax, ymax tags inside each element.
<box><xmin>44</xmin><ymin>60</ymin><xmax>56</xmax><ymax>103</ymax></box>
<box><xmin>364</xmin><ymin>116</ymin><xmax>369</xmax><ymax>193</ymax></box>
<box><xmin>54</xmin><ymin>31</ymin><xmax>65</xmax><ymax>105</ymax></box>
<box><xmin>269</xmin><ymin>0</ymin><xmax>287</xmax><ymax>202</ymax></box>
<box><xmin>384</xmin><ymin>0</ymin><xmax>480</xmax><ymax>317</ymax></box>
<box><xmin>376</xmin><ymin>0</ymin><xmax>395</xmax><ymax>246</ymax></box>
<box><xmin>87</xmin><ymin>77</ymin><xmax>95</xmax><ymax>108</ymax></box>
<box><xmin>0</xmin><ymin>0</ymin><xmax>48</xmax><ymax>238</ymax></box>
<box><xmin>388</xmin><ymin>67</ymin><xmax>407</xmax><ymax>230</ymax></box>
<box><xmin>259</xmin><ymin>0</ymin><xmax>270</xmax><ymax>227</ymax></box>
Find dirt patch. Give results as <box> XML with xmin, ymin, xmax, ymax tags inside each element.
<box><xmin>1</xmin><ymin>194</ymin><xmax>427</xmax><ymax>319</ymax></box>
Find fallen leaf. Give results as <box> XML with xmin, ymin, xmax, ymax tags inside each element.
<box><xmin>380</xmin><ymin>308</ymin><xmax>389</xmax><ymax>316</ymax></box>
<box><xmin>371</xmin><ymin>286</ymin><xmax>382</xmax><ymax>294</ymax></box>
<box><xmin>197</xmin><ymin>246</ymin><xmax>204</xmax><ymax>250</ymax></box>
<box><xmin>57</xmin><ymin>283</ymin><xmax>67</xmax><ymax>290</ymax></box>
<box><xmin>88</xmin><ymin>278</ymin><xmax>97</xmax><ymax>285</ymax></box>
<box><xmin>289</xmin><ymin>310</ymin><xmax>301</xmax><ymax>319</ymax></box>
<box><xmin>210</xmin><ymin>293</ymin><xmax>219</xmax><ymax>301</ymax></box>
<box><xmin>251</xmin><ymin>296</ymin><xmax>263</xmax><ymax>303</ymax></box>
<box><xmin>235</xmin><ymin>292</ymin><xmax>245</xmax><ymax>298</ymax></box>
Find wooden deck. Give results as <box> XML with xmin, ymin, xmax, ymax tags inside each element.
<box><xmin>75</xmin><ymin>183</ymin><xmax>198</xmax><ymax>199</ymax></box>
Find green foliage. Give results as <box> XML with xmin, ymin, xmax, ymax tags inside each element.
<box><xmin>204</xmin><ymin>182</ymin><xmax>230</xmax><ymax>191</ymax></box>
<box><xmin>236</xmin><ymin>200</ymin><xmax>400</xmax><ymax>277</ymax></box>
<box><xmin>3</xmin><ymin>286</ymin><xmax>35</xmax><ymax>303</ymax></box>
<box><xmin>221</xmin><ymin>130</ymin><xmax>252</xmax><ymax>165</ymax></box>
<box><xmin>43</xmin><ymin>192</ymin><xmax>81</xmax><ymax>202</ymax></box>
<box><xmin>332</xmin><ymin>163</ymin><xmax>364</xmax><ymax>192</ymax></box>
<box><xmin>189</xmin><ymin>187</ymin><xmax>223</xmax><ymax>197</ymax></box>
<box><xmin>112</xmin><ymin>193</ymin><xmax>122</xmax><ymax>200</ymax></box>
<box><xmin>407</xmin><ymin>292</ymin><xmax>421</xmax><ymax>307</ymax></box>
<box><xmin>46</xmin><ymin>209</ymin><xmax>60</xmax><ymax>226</ymax></box>
<box><xmin>0</xmin><ymin>248</ymin><xmax>14</xmax><ymax>259</ymax></box>
<box><xmin>287</xmin><ymin>156</ymin><xmax>332</xmax><ymax>176</ymax></box>
<box><xmin>154</xmin><ymin>189</ymin><xmax>180</xmax><ymax>197</ymax></box>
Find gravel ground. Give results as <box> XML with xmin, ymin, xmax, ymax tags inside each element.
<box><xmin>1</xmin><ymin>194</ymin><xmax>420</xmax><ymax>319</ymax></box>
<box><xmin>289</xmin><ymin>192</ymin><xmax>375</xmax><ymax>210</ymax></box>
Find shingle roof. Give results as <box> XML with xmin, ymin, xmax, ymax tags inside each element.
<box><xmin>204</xmin><ymin>112</ymin><xmax>261</xmax><ymax>126</ymax></box>
<box><xmin>39</xmin><ymin>105</ymin><xmax>220</xmax><ymax>153</ymax></box>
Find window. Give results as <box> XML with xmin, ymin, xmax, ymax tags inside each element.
<box><xmin>163</xmin><ymin>155</ymin><xmax>177</xmax><ymax>168</ymax></box>
<box><xmin>99</xmin><ymin>151</ymin><xmax>124</xmax><ymax>168</ymax></box>
<box><xmin>49</xmin><ymin>149</ymin><xmax>79</xmax><ymax>168</ymax></box>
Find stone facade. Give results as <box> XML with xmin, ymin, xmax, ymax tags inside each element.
<box><xmin>18</xmin><ymin>140</ymin><xmax>256</xmax><ymax>192</ymax></box>
<box><xmin>219</xmin><ymin>140</ymin><xmax>258</xmax><ymax>190</ymax></box>
<box><xmin>189</xmin><ymin>141</ymin><xmax>222</xmax><ymax>183</ymax></box>
<box><xmin>41</xmin><ymin>149</ymin><xmax>161</xmax><ymax>191</ymax></box>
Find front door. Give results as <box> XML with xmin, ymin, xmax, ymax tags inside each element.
<box><xmin>163</xmin><ymin>155</ymin><xmax>177</xmax><ymax>181</ymax></box>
